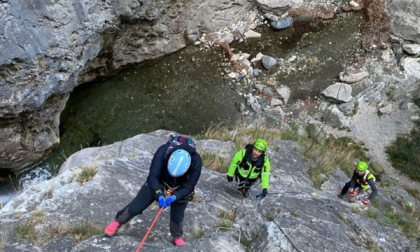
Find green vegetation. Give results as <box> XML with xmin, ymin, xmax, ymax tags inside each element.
<box><xmin>77</xmin><ymin>166</ymin><xmax>97</xmax><ymax>185</ymax></box>
<box><xmin>191</xmin><ymin>229</ymin><xmax>205</xmax><ymax>240</ymax></box>
<box><xmin>200</xmin><ymin>152</ymin><xmax>230</xmax><ymax>173</ymax></box>
<box><xmin>14</xmin><ymin>216</ymin><xmax>102</xmax><ymax>246</ymax></box>
<box><xmin>198</xmin><ymin>121</ymin><xmax>282</xmax><ymax>151</ymax></box>
<box><xmin>216</xmin><ymin>210</ymin><xmax>237</xmax><ymax>229</ymax></box>
<box><xmin>68</xmin><ymin>223</ymin><xmax>103</xmax><ymax>243</ymax></box>
<box><xmin>306</xmin><ymin>136</ymin><xmax>369</xmax><ymax>189</ymax></box>
<box><xmin>291</xmin><ymin>210</ymin><xmax>301</xmax><ymax>218</ymax></box>
<box><xmin>217</xmin><ymin>220</ymin><xmax>232</xmax><ymax>228</ymax></box>
<box><xmin>385</xmin><ymin>120</ymin><xmax>420</xmax><ymax>181</ymax></box>
<box><xmin>381</xmin><ymin>204</ymin><xmax>419</xmax><ymax>238</ymax></box>
<box><xmin>14</xmin><ymin>222</ymin><xmax>36</xmax><ymax>242</ymax></box>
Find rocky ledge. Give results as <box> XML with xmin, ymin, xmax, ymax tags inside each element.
<box><xmin>0</xmin><ymin>130</ymin><xmax>418</xmax><ymax>251</ymax></box>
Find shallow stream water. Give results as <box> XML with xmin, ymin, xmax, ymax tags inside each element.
<box><xmin>0</xmin><ymin>12</ymin><xmax>365</xmax><ymax>205</ymax></box>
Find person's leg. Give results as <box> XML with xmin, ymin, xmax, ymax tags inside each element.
<box><xmin>236</xmin><ymin>175</ymin><xmax>246</xmax><ymax>192</ymax></box>
<box><xmin>339</xmin><ymin>181</ymin><xmax>352</xmax><ymax>195</ymax></box>
<box><xmin>242</xmin><ymin>178</ymin><xmax>257</xmax><ymax>197</ymax></box>
<box><xmin>116</xmin><ymin>182</ymin><xmax>155</xmax><ymax>223</ymax></box>
<box><xmin>169</xmin><ymin>201</ymin><xmax>188</xmax><ymax>245</ymax></box>
<box><xmin>105</xmin><ymin>182</ymin><xmax>155</xmax><ymax>236</ymax></box>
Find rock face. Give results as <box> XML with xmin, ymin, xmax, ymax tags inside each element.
<box><xmin>0</xmin><ymin>0</ymin><xmax>254</xmax><ymax>171</ymax></box>
<box><xmin>0</xmin><ymin>0</ymin><xmax>419</xmax><ymax>175</ymax></box>
<box><xmin>385</xmin><ymin>0</ymin><xmax>420</xmax><ymax>44</ymax></box>
<box><xmin>0</xmin><ymin>131</ymin><xmax>417</xmax><ymax>251</ymax></box>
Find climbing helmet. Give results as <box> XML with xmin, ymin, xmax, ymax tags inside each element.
<box><xmin>357</xmin><ymin>161</ymin><xmax>368</xmax><ymax>172</ymax></box>
<box><xmin>253</xmin><ymin>139</ymin><xmax>268</xmax><ymax>152</ymax></box>
<box><xmin>167</xmin><ymin>149</ymin><xmax>191</xmax><ymax>177</ymax></box>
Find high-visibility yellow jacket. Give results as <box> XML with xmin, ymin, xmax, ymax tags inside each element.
<box><xmin>227</xmin><ymin>148</ymin><xmax>271</xmax><ymax>189</ymax></box>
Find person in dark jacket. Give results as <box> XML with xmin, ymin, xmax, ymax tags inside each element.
<box><xmin>338</xmin><ymin>161</ymin><xmax>378</xmax><ymax>206</ymax></box>
<box><xmin>104</xmin><ymin>135</ymin><xmax>202</xmax><ymax>246</ymax></box>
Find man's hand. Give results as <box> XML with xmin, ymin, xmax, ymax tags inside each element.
<box><xmin>256</xmin><ymin>189</ymin><xmax>268</xmax><ymax>199</ymax></box>
<box><xmin>362</xmin><ymin>199</ymin><xmax>370</xmax><ymax>206</ymax></box>
<box><xmin>158</xmin><ymin>196</ymin><xmax>166</xmax><ymax>209</ymax></box>
<box><xmin>348</xmin><ymin>188</ymin><xmax>355</xmax><ymax>197</ymax></box>
<box><xmin>227</xmin><ymin>175</ymin><xmax>233</xmax><ymax>182</ymax></box>
<box><xmin>165</xmin><ymin>195</ymin><xmax>177</xmax><ymax>207</ymax></box>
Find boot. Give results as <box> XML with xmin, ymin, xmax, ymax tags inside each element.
<box><xmin>173</xmin><ymin>237</ymin><xmax>186</xmax><ymax>246</ymax></box>
<box><xmin>104</xmin><ymin>220</ymin><xmax>121</xmax><ymax>236</ymax></box>
<box><xmin>242</xmin><ymin>188</ymin><xmax>250</xmax><ymax>198</ymax></box>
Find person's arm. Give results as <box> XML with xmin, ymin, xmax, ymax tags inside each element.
<box><xmin>227</xmin><ymin>150</ymin><xmax>244</xmax><ymax>176</ymax></box>
<box><xmin>367</xmin><ymin>179</ymin><xmax>378</xmax><ymax>200</ymax></box>
<box><xmin>173</xmin><ymin>152</ymin><xmax>202</xmax><ymax>200</ymax></box>
<box><xmin>147</xmin><ymin>144</ymin><xmax>167</xmax><ymax>200</ymax></box>
<box><xmin>261</xmin><ymin>157</ymin><xmax>271</xmax><ymax>190</ymax></box>
<box><xmin>349</xmin><ymin>171</ymin><xmax>357</xmax><ymax>189</ymax></box>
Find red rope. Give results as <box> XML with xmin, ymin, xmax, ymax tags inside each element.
<box><xmin>134</xmin><ymin>207</ymin><xmax>164</xmax><ymax>252</ymax></box>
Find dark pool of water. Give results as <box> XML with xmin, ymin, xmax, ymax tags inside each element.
<box><xmin>43</xmin><ymin>45</ymin><xmax>245</xmax><ymax>171</ymax></box>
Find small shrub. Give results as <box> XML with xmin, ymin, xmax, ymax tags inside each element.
<box><xmin>217</xmin><ymin>220</ymin><xmax>232</xmax><ymax>228</ymax></box>
<box><xmin>68</xmin><ymin>223</ymin><xmax>102</xmax><ymax>243</ymax></box>
<box><xmin>366</xmin><ymin>208</ymin><xmax>379</xmax><ymax>220</ymax></box>
<box><xmin>77</xmin><ymin>166</ymin><xmax>97</xmax><ymax>185</ymax></box>
<box><xmin>13</xmin><ymin>222</ymin><xmax>36</xmax><ymax>242</ymax></box>
<box><xmin>192</xmin><ymin>229</ymin><xmax>205</xmax><ymax>240</ymax></box>
<box><xmin>47</xmin><ymin>188</ymin><xmax>54</xmax><ymax>199</ymax></box>
<box><xmin>218</xmin><ymin>210</ymin><xmax>236</xmax><ymax>222</ymax></box>
<box><xmin>351</xmin><ymin>101</ymin><xmax>359</xmax><ymax>116</ymax></box>
<box><xmin>291</xmin><ymin>210</ymin><xmax>301</xmax><ymax>218</ymax></box>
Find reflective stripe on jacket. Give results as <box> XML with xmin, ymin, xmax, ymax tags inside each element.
<box><xmin>227</xmin><ymin>149</ymin><xmax>271</xmax><ymax>189</ymax></box>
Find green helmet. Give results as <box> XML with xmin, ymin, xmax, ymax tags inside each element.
<box><xmin>357</xmin><ymin>161</ymin><xmax>368</xmax><ymax>171</ymax></box>
<box><xmin>254</xmin><ymin>139</ymin><xmax>268</xmax><ymax>152</ymax></box>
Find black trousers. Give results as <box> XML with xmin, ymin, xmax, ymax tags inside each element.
<box><xmin>115</xmin><ymin>181</ymin><xmax>188</xmax><ymax>238</ymax></box>
<box><xmin>340</xmin><ymin>181</ymin><xmax>362</xmax><ymax>195</ymax></box>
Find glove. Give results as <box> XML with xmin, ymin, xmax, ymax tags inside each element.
<box><xmin>362</xmin><ymin>199</ymin><xmax>370</xmax><ymax>206</ymax></box>
<box><xmin>165</xmin><ymin>195</ymin><xmax>177</xmax><ymax>207</ymax></box>
<box><xmin>256</xmin><ymin>189</ymin><xmax>268</xmax><ymax>199</ymax></box>
<box><xmin>158</xmin><ymin>196</ymin><xmax>166</xmax><ymax>209</ymax></box>
<box><xmin>227</xmin><ymin>175</ymin><xmax>233</xmax><ymax>182</ymax></box>
<box><xmin>348</xmin><ymin>189</ymin><xmax>355</xmax><ymax>197</ymax></box>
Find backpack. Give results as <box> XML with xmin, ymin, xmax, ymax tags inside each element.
<box><xmin>369</xmin><ymin>161</ymin><xmax>384</xmax><ymax>182</ymax></box>
<box><xmin>165</xmin><ymin>134</ymin><xmax>196</xmax><ymax>160</ymax></box>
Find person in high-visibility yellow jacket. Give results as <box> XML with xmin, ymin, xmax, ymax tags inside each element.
<box><xmin>338</xmin><ymin>161</ymin><xmax>378</xmax><ymax>207</ymax></box>
<box><xmin>226</xmin><ymin>139</ymin><xmax>271</xmax><ymax>199</ymax></box>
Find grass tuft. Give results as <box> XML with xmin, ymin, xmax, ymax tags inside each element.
<box><xmin>77</xmin><ymin>166</ymin><xmax>97</xmax><ymax>185</ymax></box>
<box><xmin>200</xmin><ymin>152</ymin><xmax>230</xmax><ymax>173</ymax></box>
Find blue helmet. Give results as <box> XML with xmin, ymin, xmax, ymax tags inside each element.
<box><xmin>167</xmin><ymin>149</ymin><xmax>191</xmax><ymax>177</ymax></box>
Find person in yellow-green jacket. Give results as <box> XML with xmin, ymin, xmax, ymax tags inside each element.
<box><xmin>337</xmin><ymin>161</ymin><xmax>378</xmax><ymax>206</ymax></box>
<box><xmin>226</xmin><ymin>139</ymin><xmax>271</xmax><ymax>199</ymax></box>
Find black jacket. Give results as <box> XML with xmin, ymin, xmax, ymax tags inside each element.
<box><xmin>147</xmin><ymin>142</ymin><xmax>202</xmax><ymax>200</ymax></box>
